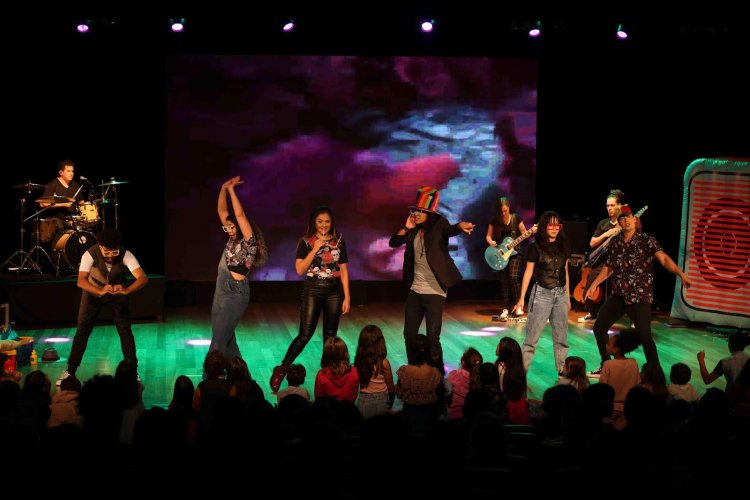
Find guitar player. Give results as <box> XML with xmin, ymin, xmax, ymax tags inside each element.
<box><xmin>486</xmin><ymin>196</ymin><xmax>528</xmax><ymax>320</ymax></box>
<box><xmin>576</xmin><ymin>189</ymin><xmax>625</xmax><ymax>323</ymax></box>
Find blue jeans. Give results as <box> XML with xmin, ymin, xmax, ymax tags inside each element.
<box><xmin>358</xmin><ymin>392</ymin><xmax>391</xmax><ymax>419</ymax></box>
<box><xmin>281</xmin><ymin>278</ymin><xmax>343</xmax><ymax>366</ymax></box>
<box><xmin>522</xmin><ymin>284</ymin><xmax>569</xmax><ymax>373</ymax></box>
<box><xmin>210</xmin><ymin>261</ymin><xmax>250</xmax><ymax>361</ymax></box>
<box><xmin>404</xmin><ymin>290</ymin><xmax>446</xmax><ymax>374</ymax></box>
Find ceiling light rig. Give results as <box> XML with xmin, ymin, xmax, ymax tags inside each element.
<box><xmin>170</xmin><ymin>18</ymin><xmax>186</xmax><ymax>33</ymax></box>
<box><xmin>420</xmin><ymin>19</ymin><xmax>435</xmax><ymax>33</ymax></box>
<box><xmin>528</xmin><ymin>21</ymin><xmax>542</xmax><ymax>38</ymax></box>
<box><xmin>616</xmin><ymin>23</ymin><xmax>628</xmax><ymax>40</ymax></box>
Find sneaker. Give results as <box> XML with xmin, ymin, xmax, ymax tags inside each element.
<box><xmin>56</xmin><ymin>370</ymin><xmax>72</xmax><ymax>387</ymax></box>
<box><xmin>577</xmin><ymin>314</ymin><xmax>596</xmax><ymax>323</ymax></box>
<box><xmin>512</xmin><ymin>307</ymin><xmax>525</xmax><ymax>317</ymax></box>
<box><xmin>499</xmin><ymin>309</ymin><xmax>509</xmax><ymax>321</ymax></box>
<box><xmin>269</xmin><ymin>365</ymin><xmax>288</xmax><ymax>392</ymax></box>
<box><xmin>588</xmin><ymin>366</ymin><xmax>602</xmax><ymax>378</ymax></box>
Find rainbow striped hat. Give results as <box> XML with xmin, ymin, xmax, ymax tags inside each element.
<box><xmin>409</xmin><ymin>186</ymin><xmax>440</xmax><ymax>214</ymax></box>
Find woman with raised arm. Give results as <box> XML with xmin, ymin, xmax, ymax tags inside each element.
<box><xmin>209</xmin><ymin>176</ymin><xmax>267</xmax><ymax>364</ymax></box>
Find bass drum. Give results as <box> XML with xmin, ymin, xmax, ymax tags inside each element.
<box><xmin>53</xmin><ymin>230</ymin><xmax>98</xmax><ymax>269</ymax></box>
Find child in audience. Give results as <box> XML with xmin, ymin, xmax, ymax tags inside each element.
<box><xmin>446</xmin><ymin>347</ymin><xmax>482</xmax><ymax>419</ymax></box>
<box><xmin>354</xmin><ymin>325</ymin><xmax>395</xmax><ymax>418</ymax></box>
<box><xmin>168</xmin><ymin>375</ymin><xmax>198</xmax><ymax>443</ymax></box>
<box><xmin>556</xmin><ymin>355</ymin><xmax>590</xmax><ymax>395</ymax></box>
<box><xmin>697</xmin><ymin>331</ymin><xmax>750</xmax><ymax>403</ymax></box>
<box><xmin>315</xmin><ymin>336</ymin><xmax>360</xmax><ymax>403</ymax></box>
<box><xmin>639</xmin><ymin>361</ymin><xmax>670</xmax><ymax>400</ymax></box>
<box><xmin>193</xmin><ymin>350</ymin><xmax>233</xmax><ymax>438</ymax></box>
<box><xmin>276</xmin><ymin>363</ymin><xmax>311</xmax><ymax>404</ymax></box>
<box><xmin>396</xmin><ymin>334</ymin><xmax>445</xmax><ymax>427</ymax></box>
<box><xmin>48</xmin><ymin>375</ymin><xmax>83</xmax><ymax>428</ymax></box>
<box><xmin>495</xmin><ymin>336</ymin><xmax>530</xmax><ymax>424</ymax></box>
<box><xmin>667</xmin><ymin>362</ymin><xmax>699</xmax><ymax>402</ymax></box>
<box><xmin>599</xmin><ymin>329</ymin><xmax>641</xmax><ymax>421</ymax></box>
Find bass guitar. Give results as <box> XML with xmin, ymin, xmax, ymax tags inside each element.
<box><xmin>484</xmin><ymin>224</ymin><xmax>538</xmax><ymax>271</ymax></box>
<box><xmin>587</xmin><ymin>205</ymin><xmax>648</xmax><ymax>268</ymax></box>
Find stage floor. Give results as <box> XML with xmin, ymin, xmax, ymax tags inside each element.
<box><xmin>12</xmin><ymin>300</ymin><xmax>732</xmax><ymax>408</ymax></box>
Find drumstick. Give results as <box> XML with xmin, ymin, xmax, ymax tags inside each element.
<box><xmin>72</xmin><ymin>184</ymin><xmax>84</xmax><ymax>201</ymax></box>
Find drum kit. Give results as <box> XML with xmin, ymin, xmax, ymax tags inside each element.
<box><xmin>1</xmin><ymin>178</ymin><xmax>129</xmax><ymax>276</ymax></box>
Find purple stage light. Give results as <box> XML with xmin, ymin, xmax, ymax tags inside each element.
<box><xmin>421</xmin><ymin>20</ymin><xmax>434</xmax><ymax>33</ymax></box>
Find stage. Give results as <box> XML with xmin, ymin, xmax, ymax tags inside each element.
<box><xmin>8</xmin><ymin>299</ymin><xmax>733</xmax><ymax>409</ymax></box>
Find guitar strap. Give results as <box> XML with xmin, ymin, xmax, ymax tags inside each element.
<box><xmin>510</xmin><ymin>214</ymin><xmax>518</xmax><ymax>238</ymax></box>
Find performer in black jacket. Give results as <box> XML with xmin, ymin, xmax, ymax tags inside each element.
<box><xmin>389</xmin><ymin>186</ymin><xmax>475</xmax><ymax>374</ymax></box>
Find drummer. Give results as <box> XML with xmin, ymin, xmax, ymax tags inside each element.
<box><xmin>39</xmin><ymin>159</ymin><xmax>85</xmax><ymax>238</ymax></box>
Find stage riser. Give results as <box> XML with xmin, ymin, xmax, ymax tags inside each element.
<box><xmin>0</xmin><ymin>275</ymin><xmax>165</xmax><ymax>324</ymax></box>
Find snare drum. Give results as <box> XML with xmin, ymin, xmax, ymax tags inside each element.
<box><xmin>53</xmin><ymin>230</ymin><xmax>97</xmax><ymax>269</ymax></box>
<box><xmin>32</xmin><ymin>218</ymin><xmax>58</xmax><ymax>243</ymax></box>
<box><xmin>77</xmin><ymin>202</ymin><xmax>100</xmax><ymax>225</ymax></box>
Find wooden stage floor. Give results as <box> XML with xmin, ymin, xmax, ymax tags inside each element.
<box><xmin>13</xmin><ymin>300</ymin><xmax>734</xmax><ymax>408</ymax></box>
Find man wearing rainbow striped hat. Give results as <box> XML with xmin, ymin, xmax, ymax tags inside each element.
<box><xmin>389</xmin><ymin>186</ymin><xmax>475</xmax><ymax>374</ymax></box>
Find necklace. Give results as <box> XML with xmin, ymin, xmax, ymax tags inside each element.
<box><xmin>418</xmin><ymin>231</ymin><xmax>426</xmax><ymax>258</ymax></box>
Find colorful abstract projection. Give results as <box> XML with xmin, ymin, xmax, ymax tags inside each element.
<box><xmin>671</xmin><ymin>158</ymin><xmax>750</xmax><ymax>328</ymax></box>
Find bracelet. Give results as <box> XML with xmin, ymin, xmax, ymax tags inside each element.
<box><xmin>402</xmin><ymin>226</ymin><xmax>409</xmax><ymax>232</ymax></box>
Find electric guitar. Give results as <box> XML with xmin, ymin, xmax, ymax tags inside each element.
<box><xmin>587</xmin><ymin>205</ymin><xmax>648</xmax><ymax>268</ymax></box>
<box><xmin>484</xmin><ymin>224</ymin><xmax>538</xmax><ymax>271</ymax></box>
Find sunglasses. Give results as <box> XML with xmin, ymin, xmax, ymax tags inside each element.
<box><xmin>221</xmin><ymin>225</ymin><xmax>236</xmax><ymax>232</ymax></box>
<box><xmin>100</xmin><ymin>248</ymin><xmax>120</xmax><ymax>257</ymax></box>
<box><xmin>409</xmin><ymin>209</ymin><xmax>427</xmax><ymax>216</ymax></box>
<box><xmin>546</xmin><ymin>223</ymin><xmax>563</xmax><ymax>229</ymax></box>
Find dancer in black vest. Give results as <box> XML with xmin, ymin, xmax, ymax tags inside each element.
<box><xmin>57</xmin><ymin>228</ymin><xmax>148</xmax><ymax>386</ymax></box>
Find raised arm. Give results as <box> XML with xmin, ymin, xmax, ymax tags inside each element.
<box><xmin>590</xmin><ymin>226</ymin><xmax>620</xmax><ymax>249</ymax></box>
<box><xmin>389</xmin><ymin>215</ymin><xmax>415</xmax><ymax>247</ymax></box>
<box><xmin>219</xmin><ymin>176</ymin><xmax>253</xmax><ymax>241</ymax></box>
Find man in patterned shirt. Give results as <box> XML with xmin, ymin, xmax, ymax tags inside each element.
<box><xmin>585</xmin><ymin>205</ymin><xmax>692</xmax><ymax>376</ymax></box>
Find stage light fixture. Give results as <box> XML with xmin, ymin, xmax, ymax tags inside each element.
<box><xmin>76</xmin><ymin>22</ymin><xmax>90</xmax><ymax>33</ymax></box>
<box><xmin>282</xmin><ymin>20</ymin><xmax>295</xmax><ymax>32</ymax></box>
<box><xmin>420</xmin><ymin>20</ymin><xmax>434</xmax><ymax>33</ymax></box>
<box><xmin>528</xmin><ymin>21</ymin><xmax>542</xmax><ymax>38</ymax></box>
<box><xmin>616</xmin><ymin>23</ymin><xmax>628</xmax><ymax>40</ymax></box>
<box><xmin>170</xmin><ymin>18</ymin><xmax>185</xmax><ymax>33</ymax></box>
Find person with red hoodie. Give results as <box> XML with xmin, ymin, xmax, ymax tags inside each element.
<box><xmin>314</xmin><ymin>336</ymin><xmax>359</xmax><ymax>404</ymax></box>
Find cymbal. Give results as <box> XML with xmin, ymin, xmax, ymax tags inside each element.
<box><xmin>13</xmin><ymin>181</ymin><xmax>45</xmax><ymax>190</ymax></box>
<box><xmin>35</xmin><ymin>195</ymin><xmax>74</xmax><ymax>203</ymax></box>
<box><xmin>98</xmin><ymin>179</ymin><xmax>129</xmax><ymax>186</ymax></box>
